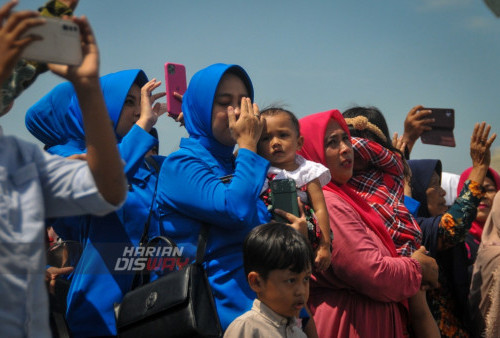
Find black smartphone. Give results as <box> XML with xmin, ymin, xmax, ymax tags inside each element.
<box><xmin>270</xmin><ymin>179</ymin><xmax>299</xmax><ymax>223</ymax></box>
<box><xmin>421</xmin><ymin>108</ymin><xmax>456</xmax><ymax>147</ymax></box>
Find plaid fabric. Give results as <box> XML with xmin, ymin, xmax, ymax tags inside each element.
<box><xmin>348</xmin><ymin>137</ymin><xmax>422</xmax><ymax>257</ymax></box>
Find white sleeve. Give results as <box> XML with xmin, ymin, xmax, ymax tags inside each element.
<box><xmin>37</xmin><ymin>149</ymin><xmax>125</xmax><ymax>218</ymax></box>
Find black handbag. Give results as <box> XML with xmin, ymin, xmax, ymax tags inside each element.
<box><xmin>114</xmin><ymin>223</ymin><xmax>222</xmax><ymax>338</ymax></box>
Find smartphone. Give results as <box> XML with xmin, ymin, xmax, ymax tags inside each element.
<box><xmin>164</xmin><ymin>63</ymin><xmax>187</xmax><ymax>116</ymax></box>
<box><xmin>21</xmin><ymin>17</ymin><xmax>82</xmax><ymax>66</ymax></box>
<box><xmin>421</xmin><ymin>108</ymin><xmax>456</xmax><ymax>147</ymax></box>
<box><xmin>270</xmin><ymin>179</ymin><xmax>300</xmax><ymax>223</ymax></box>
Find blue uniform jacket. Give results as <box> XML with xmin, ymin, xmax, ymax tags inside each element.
<box><xmin>26</xmin><ymin>70</ymin><xmax>162</xmax><ymax>337</ymax></box>
<box><xmin>156</xmin><ymin>63</ymin><xmax>271</xmax><ymax>330</ymax></box>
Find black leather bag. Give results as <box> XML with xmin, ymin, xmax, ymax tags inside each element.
<box><xmin>114</xmin><ymin>226</ymin><xmax>222</xmax><ymax>338</ymax></box>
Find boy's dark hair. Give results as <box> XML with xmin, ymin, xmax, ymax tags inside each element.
<box><xmin>243</xmin><ymin>222</ymin><xmax>314</xmax><ymax>280</ymax></box>
<box><xmin>260</xmin><ymin>107</ymin><xmax>300</xmax><ymax>137</ymax></box>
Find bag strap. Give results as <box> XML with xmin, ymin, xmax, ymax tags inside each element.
<box><xmin>130</xmin><ymin>156</ymin><xmax>161</xmax><ymax>288</ymax></box>
<box><xmin>138</xmin><ymin>156</ymin><xmax>160</xmax><ymax>247</ymax></box>
<box><xmin>196</xmin><ymin>223</ymin><xmax>209</xmax><ymax>264</ymax></box>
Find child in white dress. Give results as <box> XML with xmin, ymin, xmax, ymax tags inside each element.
<box><xmin>258</xmin><ymin>108</ymin><xmax>331</xmax><ymax>271</ymax></box>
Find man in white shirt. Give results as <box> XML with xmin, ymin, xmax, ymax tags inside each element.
<box><xmin>0</xmin><ymin>1</ymin><xmax>127</xmax><ymax>336</ymax></box>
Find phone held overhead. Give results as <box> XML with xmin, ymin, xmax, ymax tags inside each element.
<box><xmin>421</xmin><ymin>108</ymin><xmax>456</xmax><ymax>147</ymax></box>
<box><xmin>164</xmin><ymin>63</ymin><xmax>187</xmax><ymax>117</ymax></box>
<box><xmin>21</xmin><ymin>17</ymin><xmax>82</xmax><ymax>66</ymax></box>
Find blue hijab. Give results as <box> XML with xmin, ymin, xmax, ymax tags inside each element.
<box><xmin>182</xmin><ymin>63</ymin><xmax>253</xmax><ymax>158</ymax></box>
<box><xmin>25</xmin><ymin>69</ymin><xmax>148</xmax><ymax>156</ymax></box>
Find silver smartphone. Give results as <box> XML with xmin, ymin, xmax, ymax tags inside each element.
<box><xmin>21</xmin><ymin>17</ymin><xmax>82</xmax><ymax>66</ymax></box>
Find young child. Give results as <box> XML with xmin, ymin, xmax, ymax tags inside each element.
<box><xmin>224</xmin><ymin>222</ymin><xmax>314</xmax><ymax>338</ymax></box>
<box><xmin>257</xmin><ymin>107</ymin><xmax>331</xmax><ymax>271</ymax></box>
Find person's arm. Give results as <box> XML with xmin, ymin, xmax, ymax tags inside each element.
<box><xmin>307</xmin><ymin>178</ymin><xmax>331</xmax><ymax>271</ymax></box>
<box><xmin>437</xmin><ymin>122</ymin><xmax>495</xmax><ymax>251</ymax></box>
<box><xmin>326</xmin><ymin>192</ymin><xmax>422</xmax><ymax>302</ymax></box>
<box><xmin>351</xmin><ymin>137</ymin><xmax>403</xmax><ymax>176</ymax></box>
<box><xmin>408</xmin><ymin>290</ymin><xmax>440</xmax><ymax>338</ymax></box>
<box><xmin>48</xmin><ymin>16</ymin><xmax>125</xmax><ymax>205</ymax></box>
<box><xmin>118</xmin><ymin>125</ymin><xmax>157</xmax><ymax>177</ymax></box>
<box><xmin>159</xmin><ymin>147</ymin><xmax>269</xmax><ymax>228</ymax></box>
<box><xmin>401</xmin><ymin>105</ymin><xmax>433</xmax><ymax>155</ymax></box>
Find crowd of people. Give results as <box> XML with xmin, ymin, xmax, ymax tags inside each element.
<box><xmin>1</xmin><ymin>0</ymin><xmax>500</xmax><ymax>337</ymax></box>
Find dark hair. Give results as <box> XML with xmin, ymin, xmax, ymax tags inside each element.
<box><xmin>243</xmin><ymin>223</ymin><xmax>314</xmax><ymax>280</ymax></box>
<box><xmin>225</xmin><ymin>66</ymin><xmax>253</xmax><ymax>101</ymax></box>
<box><xmin>134</xmin><ymin>70</ymin><xmax>149</xmax><ymax>88</ymax></box>
<box><xmin>260</xmin><ymin>107</ymin><xmax>301</xmax><ymax>137</ymax></box>
<box><xmin>343</xmin><ymin>106</ymin><xmax>392</xmax><ymax>148</ymax></box>
<box><xmin>343</xmin><ymin>106</ymin><xmax>409</xmax><ymax>177</ymax></box>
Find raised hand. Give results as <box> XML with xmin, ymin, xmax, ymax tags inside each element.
<box><xmin>0</xmin><ymin>0</ymin><xmax>44</xmax><ymax>84</ymax></box>
<box><xmin>402</xmin><ymin>105</ymin><xmax>433</xmax><ymax>153</ymax></box>
<box><xmin>47</xmin><ymin>16</ymin><xmax>98</xmax><ymax>83</ymax></box>
<box><xmin>470</xmin><ymin>122</ymin><xmax>496</xmax><ymax>169</ymax></box>
<box><xmin>228</xmin><ymin>97</ymin><xmax>263</xmax><ymax>152</ymax></box>
<box><xmin>392</xmin><ymin>132</ymin><xmax>407</xmax><ymax>154</ymax></box>
<box><xmin>136</xmin><ymin>78</ymin><xmax>166</xmax><ymax>132</ymax></box>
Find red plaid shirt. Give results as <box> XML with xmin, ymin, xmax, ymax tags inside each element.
<box><xmin>348</xmin><ymin>137</ymin><xmax>422</xmax><ymax>257</ymax></box>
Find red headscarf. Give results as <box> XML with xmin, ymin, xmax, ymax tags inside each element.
<box><xmin>457</xmin><ymin>167</ymin><xmax>500</xmax><ymax>242</ymax></box>
<box><xmin>298</xmin><ymin>109</ymin><xmax>398</xmax><ymax>257</ymax></box>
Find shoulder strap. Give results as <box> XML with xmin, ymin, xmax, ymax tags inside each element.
<box><xmin>196</xmin><ymin>224</ymin><xmax>209</xmax><ymax>264</ymax></box>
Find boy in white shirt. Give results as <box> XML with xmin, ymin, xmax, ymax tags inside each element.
<box><xmin>224</xmin><ymin>223</ymin><xmax>314</xmax><ymax>338</ymax></box>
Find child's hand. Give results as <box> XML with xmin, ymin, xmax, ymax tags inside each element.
<box><xmin>314</xmin><ymin>244</ymin><xmax>331</xmax><ymax>272</ymax></box>
<box><xmin>48</xmin><ymin>16</ymin><xmax>98</xmax><ymax>84</ymax></box>
<box><xmin>136</xmin><ymin>78</ymin><xmax>166</xmax><ymax>132</ymax></box>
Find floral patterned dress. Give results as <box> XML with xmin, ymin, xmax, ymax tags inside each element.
<box><xmin>427</xmin><ymin>179</ymin><xmax>485</xmax><ymax>337</ymax></box>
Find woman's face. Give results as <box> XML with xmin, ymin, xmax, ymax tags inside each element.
<box><xmin>426</xmin><ymin>171</ymin><xmax>447</xmax><ymax>216</ymax></box>
<box><xmin>211</xmin><ymin>73</ymin><xmax>249</xmax><ymax>146</ymax></box>
<box><xmin>115</xmin><ymin>84</ymin><xmax>141</xmax><ymax>137</ymax></box>
<box><xmin>476</xmin><ymin>176</ymin><xmax>497</xmax><ymax>223</ymax></box>
<box><xmin>324</xmin><ymin>120</ymin><xmax>354</xmax><ymax>185</ymax></box>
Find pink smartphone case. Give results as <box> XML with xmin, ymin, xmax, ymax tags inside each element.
<box><xmin>164</xmin><ymin>63</ymin><xmax>187</xmax><ymax>116</ymax></box>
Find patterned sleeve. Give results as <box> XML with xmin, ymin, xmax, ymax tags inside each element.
<box><xmin>351</xmin><ymin>137</ymin><xmax>403</xmax><ymax>176</ymax></box>
<box><xmin>439</xmin><ymin>179</ymin><xmax>484</xmax><ymax>248</ymax></box>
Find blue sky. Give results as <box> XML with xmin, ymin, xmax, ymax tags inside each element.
<box><xmin>4</xmin><ymin>0</ymin><xmax>500</xmax><ymax>174</ymax></box>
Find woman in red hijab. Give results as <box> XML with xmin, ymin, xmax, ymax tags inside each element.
<box><xmin>298</xmin><ymin>110</ymin><xmax>438</xmax><ymax>337</ymax></box>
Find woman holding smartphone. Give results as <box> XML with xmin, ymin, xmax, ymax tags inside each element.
<box><xmin>156</xmin><ymin>63</ymin><xmax>308</xmax><ymax>330</ymax></box>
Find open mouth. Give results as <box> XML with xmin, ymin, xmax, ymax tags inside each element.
<box><xmin>341</xmin><ymin>159</ymin><xmax>353</xmax><ymax>168</ymax></box>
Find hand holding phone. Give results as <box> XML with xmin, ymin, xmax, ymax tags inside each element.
<box><xmin>164</xmin><ymin>63</ymin><xmax>187</xmax><ymax>116</ymax></box>
<box><xmin>421</xmin><ymin>108</ymin><xmax>456</xmax><ymax>147</ymax></box>
<box><xmin>21</xmin><ymin>17</ymin><xmax>82</xmax><ymax>66</ymax></box>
